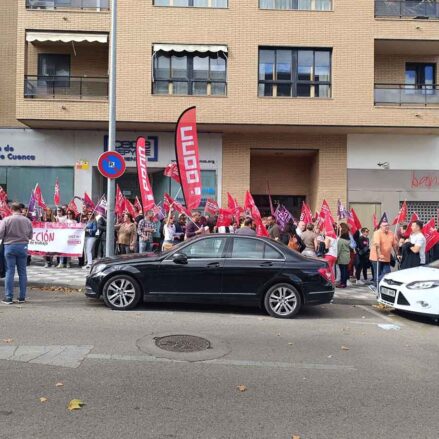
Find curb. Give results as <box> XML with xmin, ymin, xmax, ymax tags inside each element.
<box><xmin>14</xmin><ymin>280</ymin><xmax>85</xmax><ymax>290</ymax></box>
<box><xmin>333</xmin><ymin>298</ymin><xmax>377</xmax><ymax>306</ymax></box>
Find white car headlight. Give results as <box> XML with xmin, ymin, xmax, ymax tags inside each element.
<box><xmin>90</xmin><ymin>263</ymin><xmax>107</xmax><ymax>275</ymax></box>
<box><xmin>406</xmin><ymin>281</ymin><xmax>439</xmax><ymax>290</ymax></box>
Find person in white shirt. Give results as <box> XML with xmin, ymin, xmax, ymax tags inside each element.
<box><xmin>409</xmin><ymin>220</ymin><xmax>427</xmax><ymax>265</ymax></box>
<box><xmin>162</xmin><ymin>211</ymin><xmax>176</xmax><ymax>252</ymax></box>
<box><xmin>296</xmin><ymin>221</ymin><xmax>306</xmax><ymax>238</ymax></box>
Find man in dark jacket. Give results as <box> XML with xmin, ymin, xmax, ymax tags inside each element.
<box><xmin>355</xmin><ymin>227</ymin><xmax>370</xmax><ymax>284</ymax></box>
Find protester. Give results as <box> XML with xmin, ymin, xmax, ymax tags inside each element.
<box><xmin>162</xmin><ymin>211</ymin><xmax>176</xmax><ymax>251</ymax></box>
<box><xmin>83</xmin><ymin>212</ymin><xmax>98</xmax><ymax>269</ymax></box>
<box><xmin>55</xmin><ymin>207</ymin><xmax>67</xmax><ymax>223</ymax></box>
<box><xmin>115</xmin><ymin>213</ymin><xmax>137</xmax><ymax>255</ymax></box>
<box><xmin>138</xmin><ymin>210</ymin><xmax>156</xmax><ymax>253</ymax></box>
<box><xmin>369</xmin><ymin>219</ymin><xmax>398</xmax><ymax>290</ymax></box>
<box><xmin>235</xmin><ymin>218</ymin><xmax>256</xmax><ymax>236</ymax></box>
<box><xmin>286</xmin><ymin>223</ymin><xmax>305</xmax><ymax>252</ymax></box>
<box><xmin>134</xmin><ymin>208</ymin><xmax>144</xmax><ymax>226</ymax></box>
<box><xmin>0</xmin><ymin>203</ymin><xmax>33</xmax><ymax>304</ymax></box>
<box><xmin>400</xmin><ymin>220</ymin><xmax>426</xmax><ymax>270</ymax></box>
<box><xmin>95</xmin><ymin>213</ymin><xmax>107</xmax><ymax>259</ymax></box>
<box><xmin>315</xmin><ymin>226</ymin><xmax>326</xmax><ymax>258</ymax></box>
<box><xmin>301</xmin><ymin>223</ymin><xmax>318</xmax><ymax>257</ymax></box>
<box><xmin>337</xmin><ymin>230</ymin><xmax>351</xmax><ymax>288</ymax></box>
<box><xmin>324</xmin><ymin>230</ymin><xmax>338</xmax><ymax>284</ymax></box>
<box><xmin>174</xmin><ymin>214</ymin><xmax>187</xmax><ymax>243</ymax></box>
<box><xmin>185</xmin><ymin>211</ymin><xmax>204</xmax><ymax>240</ymax></box>
<box><xmin>57</xmin><ymin>210</ymin><xmax>77</xmax><ymax>268</ymax></box>
<box><xmin>355</xmin><ymin>227</ymin><xmax>370</xmax><ymax>285</ymax></box>
<box><xmin>267</xmin><ymin>216</ymin><xmax>280</xmax><ymax>241</ymax></box>
<box><xmin>42</xmin><ymin>207</ymin><xmax>55</xmax><ymax>268</ymax></box>
<box><xmin>296</xmin><ymin>221</ymin><xmax>306</xmax><ymax>238</ymax></box>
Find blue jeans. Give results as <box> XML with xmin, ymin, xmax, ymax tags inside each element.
<box><xmin>139</xmin><ymin>240</ymin><xmax>152</xmax><ymax>253</ymax></box>
<box><xmin>5</xmin><ymin>243</ymin><xmax>28</xmax><ymax>301</ymax></box>
<box><xmin>373</xmin><ymin>261</ymin><xmax>391</xmax><ymax>284</ymax></box>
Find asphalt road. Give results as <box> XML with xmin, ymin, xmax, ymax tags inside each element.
<box><xmin>0</xmin><ymin>288</ymin><xmax>438</xmax><ymax>439</ymax></box>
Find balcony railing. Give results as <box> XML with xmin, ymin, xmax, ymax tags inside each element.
<box><xmin>375</xmin><ymin>0</ymin><xmax>439</xmax><ymax>19</ymax></box>
<box><xmin>24</xmin><ymin>76</ymin><xmax>109</xmax><ymax>100</ymax></box>
<box><xmin>375</xmin><ymin>83</ymin><xmax>439</xmax><ymax>106</ymax></box>
<box><xmin>26</xmin><ymin>0</ymin><xmax>109</xmax><ymax>10</ymax></box>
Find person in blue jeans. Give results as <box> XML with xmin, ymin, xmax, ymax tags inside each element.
<box><xmin>0</xmin><ymin>203</ymin><xmax>33</xmax><ymax>304</ymax></box>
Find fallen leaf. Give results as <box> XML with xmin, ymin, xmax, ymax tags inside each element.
<box><xmin>1</xmin><ymin>339</ymin><xmax>13</xmax><ymax>344</ymax></box>
<box><xmin>55</xmin><ymin>382</ymin><xmax>64</xmax><ymax>388</ymax></box>
<box><xmin>39</xmin><ymin>397</ymin><xmax>48</xmax><ymax>403</ymax></box>
<box><xmin>67</xmin><ymin>399</ymin><xmax>85</xmax><ymax>411</ymax></box>
<box><xmin>341</xmin><ymin>346</ymin><xmax>350</xmax><ymax>351</ymax></box>
<box><xmin>236</xmin><ymin>385</ymin><xmax>247</xmax><ymax>393</ymax></box>
<box><xmin>288</xmin><ymin>342</ymin><xmax>293</xmax><ymax>346</ymax></box>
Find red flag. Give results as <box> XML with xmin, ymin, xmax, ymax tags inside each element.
<box><xmin>319</xmin><ymin>200</ymin><xmax>335</xmax><ymax>224</ymax></box>
<box><xmin>136</xmin><ymin>137</ymin><xmax>155</xmax><ymax>212</ymax></box>
<box><xmin>175</xmin><ymin>107</ymin><xmax>201</xmax><ymax>211</ymax></box>
<box><xmin>164</xmin><ymin>193</ymin><xmax>191</xmax><ymax>217</ymax></box>
<box><xmin>300</xmin><ymin>201</ymin><xmax>313</xmax><ymax>224</ymax></box>
<box><xmin>83</xmin><ymin>192</ymin><xmax>95</xmax><ymax>210</ymax></box>
<box><xmin>68</xmin><ymin>199</ymin><xmax>79</xmax><ymax>216</ymax></box>
<box><xmin>34</xmin><ymin>184</ymin><xmax>47</xmax><ymax>209</ymax></box>
<box><xmin>373</xmin><ymin>213</ymin><xmax>378</xmax><ymax>230</ymax></box>
<box><xmin>227</xmin><ymin>192</ymin><xmax>243</xmax><ymax>223</ymax></box>
<box><xmin>134</xmin><ymin>196</ymin><xmax>143</xmax><ymax>213</ymax></box>
<box><xmin>422</xmin><ymin>218</ymin><xmax>439</xmax><ymax>252</ymax></box>
<box><xmin>350</xmin><ymin>208</ymin><xmax>362</xmax><ymax>230</ymax></box>
<box><xmin>403</xmin><ymin>212</ymin><xmax>420</xmax><ymax>238</ymax></box>
<box><xmin>0</xmin><ymin>186</ymin><xmax>8</xmax><ymax>202</ymax></box>
<box><xmin>347</xmin><ymin>216</ymin><xmax>358</xmax><ymax>235</ymax></box>
<box><xmin>323</xmin><ymin>213</ymin><xmax>336</xmax><ymax>239</ymax></box>
<box><xmin>53</xmin><ymin>178</ymin><xmax>60</xmax><ymax>206</ymax></box>
<box><xmin>115</xmin><ymin>185</ymin><xmax>126</xmax><ymax>216</ymax></box>
<box><xmin>391</xmin><ymin>200</ymin><xmax>408</xmax><ymax>225</ymax></box>
<box><xmin>0</xmin><ymin>200</ymin><xmax>11</xmax><ymax>218</ymax></box>
<box><xmin>216</xmin><ymin>208</ymin><xmax>233</xmax><ymax>228</ymax></box>
<box><xmin>124</xmin><ymin>198</ymin><xmax>136</xmax><ymax>218</ymax></box>
<box><xmin>244</xmin><ymin>190</ymin><xmax>256</xmax><ymax>212</ymax></box>
<box><xmin>204</xmin><ymin>198</ymin><xmax>219</xmax><ymax>215</ymax></box>
<box><xmin>164</xmin><ymin>162</ymin><xmax>181</xmax><ymax>184</ymax></box>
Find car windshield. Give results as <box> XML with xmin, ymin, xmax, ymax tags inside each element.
<box><xmin>428</xmin><ymin>259</ymin><xmax>439</xmax><ymax>268</ymax></box>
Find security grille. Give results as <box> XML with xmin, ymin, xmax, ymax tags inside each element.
<box><xmin>403</xmin><ymin>201</ymin><xmax>439</xmax><ymax>223</ymax></box>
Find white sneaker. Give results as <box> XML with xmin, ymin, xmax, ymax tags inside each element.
<box><xmin>346</xmin><ymin>280</ymin><xmax>353</xmax><ymax>287</ymax></box>
<box><xmin>356</xmin><ymin>280</ymin><xmax>365</xmax><ymax>286</ymax></box>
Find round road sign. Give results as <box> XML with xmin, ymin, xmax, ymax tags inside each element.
<box><xmin>98</xmin><ymin>151</ymin><xmax>126</xmax><ymax>179</ymax></box>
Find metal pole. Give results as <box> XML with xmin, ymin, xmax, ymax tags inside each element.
<box><xmin>106</xmin><ymin>0</ymin><xmax>117</xmax><ymax>257</ymax></box>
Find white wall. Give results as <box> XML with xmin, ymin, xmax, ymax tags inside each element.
<box><xmin>348</xmin><ymin>134</ymin><xmax>439</xmax><ymax>170</ymax></box>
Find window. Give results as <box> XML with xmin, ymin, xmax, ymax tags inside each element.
<box><xmin>405</xmin><ymin>63</ymin><xmax>436</xmax><ymax>88</ymax></box>
<box><xmin>153</xmin><ymin>51</ymin><xmax>227</xmax><ymax>96</ymax></box>
<box><xmin>153</xmin><ymin>0</ymin><xmax>227</xmax><ymax>8</ymax></box>
<box><xmin>260</xmin><ymin>0</ymin><xmax>331</xmax><ymax>11</ymax></box>
<box><xmin>259</xmin><ymin>48</ymin><xmax>331</xmax><ymax>98</ymax></box>
<box><xmin>38</xmin><ymin>54</ymin><xmax>70</xmax><ymax>88</ymax></box>
<box><xmin>231</xmin><ymin>238</ymin><xmax>284</xmax><ymax>260</ymax></box>
<box><xmin>183</xmin><ymin>238</ymin><xmax>227</xmax><ymax>259</ymax></box>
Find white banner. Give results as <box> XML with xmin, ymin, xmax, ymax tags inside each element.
<box><xmin>28</xmin><ymin>222</ymin><xmax>85</xmax><ymax>257</ymax></box>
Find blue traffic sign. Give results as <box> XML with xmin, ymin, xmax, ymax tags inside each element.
<box><xmin>98</xmin><ymin>151</ymin><xmax>126</xmax><ymax>179</ymax></box>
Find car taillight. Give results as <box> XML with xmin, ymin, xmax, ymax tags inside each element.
<box><xmin>318</xmin><ymin>267</ymin><xmax>332</xmax><ymax>283</ymax></box>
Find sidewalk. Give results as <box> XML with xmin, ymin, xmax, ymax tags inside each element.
<box><xmin>4</xmin><ymin>257</ymin><xmax>378</xmax><ymax>305</ymax></box>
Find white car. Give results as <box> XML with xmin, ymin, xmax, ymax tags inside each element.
<box><xmin>378</xmin><ymin>261</ymin><xmax>439</xmax><ymax>318</ymax></box>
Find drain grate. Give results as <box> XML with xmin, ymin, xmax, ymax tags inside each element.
<box><xmin>154</xmin><ymin>335</ymin><xmax>211</xmax><ymax>353</ymax></box>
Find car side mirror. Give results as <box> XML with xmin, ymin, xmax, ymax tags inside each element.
<box><xmin>172</xmin><ymin>253</ymin><xmax>188</xmax><ymax>264</ymax></box>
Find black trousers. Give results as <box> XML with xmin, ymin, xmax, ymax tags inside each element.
<box><xmin>355</xmin><ymin>256</ymin><xmax>369</xmax><ymax>280</ymax></box>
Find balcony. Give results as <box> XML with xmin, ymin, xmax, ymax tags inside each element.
<box><xmin>24</xmin><ymin>75</ymin><xmax>108</xmax><ymax>100</ymax></box>
<box><xmin>26</xmin><ymin>0</ymin><xmax>109</xmax><ymax>10</ymax></box>
<box><xmin>375</xmin><ymin>84</ymin><xmax>439</xmax><ymax>106</ymax></box>
<box><xmin>375</xmin><ymin>0</ymin><xmax>439</xmax><ymax>19</ymax></box>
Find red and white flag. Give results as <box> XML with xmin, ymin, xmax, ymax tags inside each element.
<box><xmin>164</xmin><ymin>162</ymin><xmax>180</xmax><ymax>184</ymax></box>
<box><xmin>53</xmin><ymin>178</ymin><xmax>60</xmax><ymax>206</ymax></box>
<box><xmin>0</xmin><ymin>200</ymin><xmax>11</xmax><ymax>218</ymax></box>
<box><xmin>227</xmin><ymin>192</ymin><xmax>243</xmax><ymax>223</ymax></box>
<box><xmin>164</xmin><ymin>193</ymin><xmax>191</xmax><ymax>217</ymax></box>
<box><xmin>391</xmin><ymin>200</ymin><xmax>408</xmax><ymax>225</ymax></box>
<box><xmin>300</xmin><ymin>201</ymin><xmax>313</xmax><ymax>224</ymax></box>
<box><xmin>115</xmin><ymin>184</ymin><xmax>126</xmax><ymax>216</ymax></box>
<box><xmin>175</xmin><ymin>107</ymin><xmax>202</xmax><ymax>211</ymax></box>
<box><xmin>244</xmin><ymin>191</ymin><xmax>269</xmax><ymax>237</ymax></box>
<box><xmin>319</xmin><ymin>200</ymin><xmax>335</xmax><ymax>224</ymax></box>
<box><xmin>68</xmin><ymin>199</ymin><xmax>79</xmax><ymax>216</ymax></box>
<box><xmin>204</xmin><ymin>198</ymin><xmax>219</xmax><ymax>215</ymax></box>
<box><xmin>83</xmin><ymin>192</ymin><xmax>95</xmax><ymax>210</ymax></box>
<box><xmin>403</xmin><ymin>212</ymin><xmax>419</xmax><ymax>238</ymax></box>
<box><xmin>124</xmin><ymin>198</ymin><xmax>137</xmax><ymax>218</ymax></box>
<box><xmin>216</xmin><ymin>208</ymin><xmax>234</xmax><ymax>228</ymax></box>
<box><xmin>422</xmin><ymin>218</ymin><xmax>439</xmax><ymax>252</ymax></box>
<box><xmin>0</xmin><ymin>186</ymin><xmax>7</xmax><ymax>202</ymax></box>
<box><xmin>34</xmin><ymin>184</ymin><xmax>47</xmax><ymax>209</ymax></box>
<box><xmin>323</xmin><ymin>213</ymin><xmax>336</xmax><ymax>239</ymax></box>
<box><xmin>134</xmin><ymin>196</ymin><xmax>143</xmax><ymax>213</ymax></box>
<box><xmin>350</xmin><ymin>208</ymin><xmax>362</xmax><ymax>231</ymax></box>
<box><xmin>136</xmin><ymin>137</ymin><xmax>155</xmax><ymax>212</ymax></box>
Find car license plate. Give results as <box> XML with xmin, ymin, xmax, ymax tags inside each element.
<box><xmin>381</xmin><ymin>287</ymin><xmax>396</xmax><ymax>297</ymax></box>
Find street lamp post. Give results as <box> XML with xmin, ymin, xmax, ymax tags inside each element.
<box><xmin>106</xmin><ymin>0</ymin><xmax>117</xmax><ymax>257</ymax></box>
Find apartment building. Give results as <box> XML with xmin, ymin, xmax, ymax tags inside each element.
<box><xmin>1</xmin><ymin>0</ymin><xmax>439</xmax><ymax>227</ymax></box>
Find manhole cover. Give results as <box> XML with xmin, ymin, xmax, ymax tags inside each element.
<box><xmin>154</xmin><ymin>335</ymin><xmax>211</xmax><ymax>353</ymax></box>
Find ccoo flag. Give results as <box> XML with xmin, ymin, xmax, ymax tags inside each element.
<box><xmin>136</xmin><ymin>137</ymin><xmax>155</xmax><ymax>212</ymax></box>
<box><xmin>175</xmin><ymin>107</ymin><xmax>202</xmax><ymax>211</ymax></box>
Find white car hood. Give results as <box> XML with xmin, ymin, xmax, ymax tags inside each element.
<box><xmin>384</xmin><ymin>266</ymin><xmax>439</xmax><ymax>284</ymax></box>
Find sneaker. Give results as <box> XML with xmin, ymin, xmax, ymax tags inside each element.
<box><xmin>17</xmin><ymin>298</ymin><xmax>26</xmax><ymax>304</ymax></box>
<box><xmin>56</xmin><ymin>263</ymin><xmax>64</xmax><ymax>269</ymax></box>
<box><xmin>1</xmin><ymin>299</ymin><xmax>13</xmax><ymax>305</ymax></box>
<box><xmin>346</xmin><ymin>280</ymin><xmax>353</xmax><ymax>287</ymax></box>
<box><xmin>356</xmin><ymin>280</ymin><xmax>365</xmax><ymax>286</ymax></box>
<box><xmin>44</xmin><ymin>263</ymin><xmax>50</xmax><ymax>268</ymax></box>
<box><xmin>82</xmin><ymin>265</ymin><xmax>90</xmax><ymax>270</ymax></box>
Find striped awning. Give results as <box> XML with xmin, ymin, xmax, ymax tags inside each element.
<box><xmin>26</xmin><ymin>32</ymin><xmax>108</xmax><ymax>44</ymax></box>
<box><xmin>153</xmin><ymin>44</ymin><xmax>228</xmax><ymax>53</ymax></box>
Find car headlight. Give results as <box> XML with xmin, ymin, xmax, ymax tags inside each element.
<box><xmin>406</xmin><ymin>280</ymin><xmax>439</xmax><ymax>290</ymax></box>
<box><xmin>90</xmin><ymin>263</ymin><xmax>107</xmax><ymax>275</ymax></box>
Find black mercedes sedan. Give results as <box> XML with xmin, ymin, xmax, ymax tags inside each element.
<box><xmin>85</xmin><ymin>235</ymin><xmax>334</xmax><ymax>319</ymax></box>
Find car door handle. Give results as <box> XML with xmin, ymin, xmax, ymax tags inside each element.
<box><xmin>260</xmin><ymin>261</ymin><xmax>273</xmax><ymax>267</ymax></box>
<box><xmin>207</xmin><ymin>262</ymin><xmax>220</xmax><ymax>269</ymax></box>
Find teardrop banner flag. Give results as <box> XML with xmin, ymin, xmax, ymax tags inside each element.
<box><xmin>175</xmin><ymin>106</ymin><xmax>202</xmax><ymax>211</ymax></box>
<box><xmin>136</xmin><ymin>137</ymin><xmax>155</xmax><ymax>212</ymax></box>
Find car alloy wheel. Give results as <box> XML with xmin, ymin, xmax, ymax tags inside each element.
<box><xmin>103</xmin><ymin>275</ymin><xmax>142</xmax><ymax>310</ymax></box>
<box><xmin>264</xmin><ymin>283</ymin><xmax>302</xmax><ymax>318</ymax></box>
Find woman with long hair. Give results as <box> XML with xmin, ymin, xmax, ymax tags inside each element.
<box><xmin>115</xmin><ymin>213</ymin><xmax>137</xmax><ymax>255</ymax></box>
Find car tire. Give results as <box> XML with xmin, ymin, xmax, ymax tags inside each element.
<box><xmin>264</xmin><ymin>283</ymin><xmax>302</xmax><ymax>319</ymax></box>
<box><xmin>102</xmin><ymin>274</ymin><xmax>142</xmax><ymax>311</ymax></box>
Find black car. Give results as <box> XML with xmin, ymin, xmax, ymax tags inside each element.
<box><xmin>85</xmin><ymin>235</ymin><xmax>334</xmax><ymax>319</ymax></box>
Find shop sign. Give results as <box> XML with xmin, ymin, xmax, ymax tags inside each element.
<box><xmin>75</xmin><ymin>160</ymin><xmax>89</xmax><ymax>170</ymax></box>
<box><xmin>103</xmin><ymin>135</ymin><xmax>158</xmax><ymax>162</ymax></box>
<box><xmin>0</xmin><ymin>144</ymin><xmax>36</xmax><ymax>161</ymax></box>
